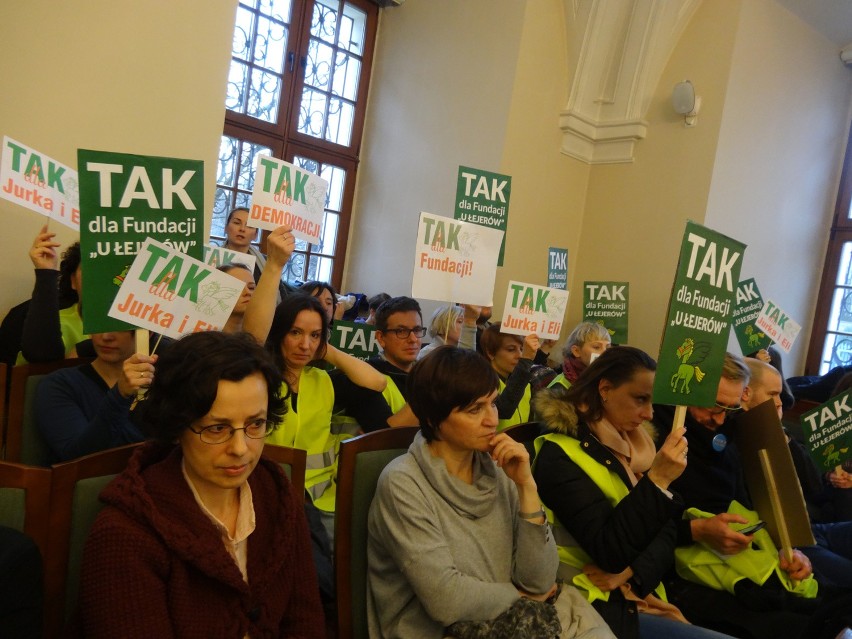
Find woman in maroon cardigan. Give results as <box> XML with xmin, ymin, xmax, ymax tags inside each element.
<box><xmin>79</xmin><ymin>331</ymin><xmax>325</xmax><ymax>638</ymax></box>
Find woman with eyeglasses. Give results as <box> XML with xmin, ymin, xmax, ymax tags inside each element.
<box><xmin>533</xmin><ymin>346</ymin><xmax>734</xmax><ymax>639</ymax></box>
<box><xmin>480</xmin><ymin>323</ymin><xmax>540</xmax><ymax>431</ymax></box>
<box><xmin>79</xmin><ymin>331</ymin><xmax>325</xmax><ymax>638</ymax></box>
<box><xmin>244</xmin><ymin>227</ymin><xmax>386</xmax><ymax>539</ymax></box>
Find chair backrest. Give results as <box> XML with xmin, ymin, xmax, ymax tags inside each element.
<box><xmin>262</xmin><ymin>444</ymin><xmax>307</xmax><ymax>497</ymax></box>
<box><xmin>5</xmin><ymin>358</ymin><xmax>91</xmax><ymax>464</ymax></box>
<box><xmin>0</xmin><ymin>460</ymin><xmax>51</xmax><ymax>556</ymax></box>
<box><xmin>0</xmin><ymin>363</ymin><xmax>6</xmax><ymax>456</ymax></box>
<box><xmin>46</xmin><ymin>443</ymin><xmax>141</xmax><ymax>636</ymax></box>
<box><xmin>334</xmin><ymin>426</ymin><xmax>419</xmax><ymax>639</ymax></box>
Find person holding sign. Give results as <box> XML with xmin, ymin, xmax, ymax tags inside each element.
<box><xmin>417</xmin><ymin>303</ymin><xmax>479</xmax><ymax>360</ymax></box>
<box><xmin>480</xmin><ymin>323</ymin><xmax>539</xmax><ymax>431</ymax></box>
<box><xmin>79</xmin><ymin>331</ymin><xmax>324</xmax><ymax>638</ymax></box>
<box><xmin>533</xmin><ymin>347</ymin><xmax>733</xmax><ymax>639</ymax></box>
<box><xmin>367</xmin><ymin>346</ymin><xmax>614</xmax><ymax>639</ymax></box>
<box><xmin>652</xmin><ymin>354</ymin><xmax>825</xmax><ymax>639</ymax></box>
<box><xmin>217</xmin><ymin>263</ymin><xmax>256</xmax><ymax>334</ymax></box>
<box><xmin>18</xmin><ymin>225</ymin><xmax>88</xmax><ymax>362</ymax></box>
<box><xmin>244</xmin><ymin>226</ymin><xmax>386</xmax><ymax>538</ymax></box>
<box><xmin>34</xmin><ymin>330</ymin><xmax>152</xmax><ymax>463</ymax></box>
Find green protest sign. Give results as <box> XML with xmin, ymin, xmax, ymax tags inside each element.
<box><xmin>732</xmin><ymin>278</ymin><xmax>773</xmax><ymax>355</ymax></box>
<box><xmin>653</xmin><ymin>221</ymin><xmax>746</xmax><ymax>407</ymax></box>
<box><xmin>583</xmin><ymin>281</ymin><xmax>628</xmax><ymax>343</ymax></box>
<box><xmin>454</xmin><ymin>166</ymin><xmax>511</xmax><ymax>266</ymax></box>
<box><xmin>328</xmin><ymin>320</ymin><xmax>380</xmax><ymax>360</ymax></box>
<box><xmin>548</xmin><ymin>247</ymin><xmax>568</xmax><ymax>290</ymax></box>
<box><xmin>801</xmin><ymin>391</ymin><xmax>852</xmax><ymax>473</ymax></box>
<box><xmin>78</xmin><ymin>149</ymin><xmax>204</xmax><ymax>333</ymax></box>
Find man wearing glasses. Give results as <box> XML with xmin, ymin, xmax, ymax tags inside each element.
<box><xmin>333</xmin><ymin>296</ymin><xmax>425</xmax><ymax>431</ymax></box>
<box><xmin>651</xmin><ymin>353</ymin><xmax>818</xmax><ymax>639</ymax></box>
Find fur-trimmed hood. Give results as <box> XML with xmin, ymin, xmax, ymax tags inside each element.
<box><xmin>533</xmin><ymin>387</ymin><xmax>659</xmax><ymax>443</ymax></box>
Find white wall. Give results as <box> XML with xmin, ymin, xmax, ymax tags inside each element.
<box><xmin>705</xmin><ymin>0</ymin><xmax>852</xmax><ymax>372</ymax></box>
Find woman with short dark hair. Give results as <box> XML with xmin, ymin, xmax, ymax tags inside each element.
<box><xmin>367</xmin><ymin>346</ymin><xmax>613</xmax><ymax>639</ymax></box>
<box><xmin>79</xmin><ymin>331</ymin><xmax>324</xmax><ymax>638</ymax></box>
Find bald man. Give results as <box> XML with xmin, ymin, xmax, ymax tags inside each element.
<box><xmin>742</xmin><ymin>358</ymin><xmax>852</xmax><ymax>590</ymax></box>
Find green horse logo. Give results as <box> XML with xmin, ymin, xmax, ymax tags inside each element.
<box><xmin>822</xmin><ymin>444</ymin><xmax>849</xmax><ymax>468</ymax></box>
<box><xmin>670</xmin><ymin>337</ymin><xmax>710</xmax><ymax>395</ymax></box>
<box><xmin>744</xmin><ymin>324</ymin><xmax>766</xmax><ymax>349</ymax></box>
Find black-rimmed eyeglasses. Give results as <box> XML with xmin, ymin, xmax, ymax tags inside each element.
<box><xmin>381</xmin><ymin>326</ymin><xmax>427</xmax><ymax>340</ymax></box>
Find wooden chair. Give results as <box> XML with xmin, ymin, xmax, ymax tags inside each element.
<box><xmin>5</xmin><ymin>358</ymin><xmax>92</xmax><ymax>464</ymax></box>
<box><xmin>0</xmin><ymin>460</ymin><xmax>52</xmax><ymax>560</ymax></box>
<box><xmin>46</xmin><ymin>443</ymin><xmax>141</xmax><ymax>637</ymax></box>
<box><xmin>334</xmin><ymin>426</ymin><xmax>419</xmax><ymax>639</ymax></box>
<box><xmin>263</xmin><ymin>443</ymin><xmax>307</xmax><ymax>497</ymax></box>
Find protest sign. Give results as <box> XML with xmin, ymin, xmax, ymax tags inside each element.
<box><xmin>500</xmin><ymin>280</ymin><xmax>569</xmax><ymax>341</ymax></box>
<box><xmin>108</xmin><ymin>238</ymin><xmax>241</xmax><ymax>338</ymax></box>
<box><xmin>329</xmin><ymin>320</ymin><xmax>380</xmax><ymax>360</ymax></box>
<box><xmin>583</xmin><ymin>281</ymin><xmax>628</xmax><ymax>343</ymax></box>
<box><xmin>202</xmin><ymin>244</ymin><xmax>256</xmax><ymax>272</ymax></box>
<box><xmin>755</xmin><ymin>299</ymin><xmax>801</xmax><ymax>353</ymax></box>
<box><xmin>736</xmin><ymin>400</ymin><xmax>815</xmax><ymax>548</ymax></box>
<box><xmin>801</xmin><ymin>390</ymin><xmax>852</xmax><ymax>473</ymax></box>
<box><xmin>653</xmin><ymin>221</ymin><xmax>746</xmax><ymax>407</ymax></box>
<box><xmin>78</xmin><ymin>149</ymin><xmax>204</xmax><ymax>333</ymax></box>
<box><xmin>1</xmin><ymin>136</ymin><xmax>79</xmax><ymax>229</ymax></box>
<box><xmin>411</xmin><ymin>212</ymin><xmax>503</xmax><ymax>306</ymax></box>
<box><xmin>454</xmin><ymin>166</ymin><xmax>511</xmax><ymax>266</ymax></box>
<box><xmin>248</xmin><ymin>156</ymin><xmax>328</xmax><ymax>243</ymax></box>
<box><xmin>547</xmin><ymin>247</ymin><xmax>568</xmax><ymax>290</ymax></box>
<box><xmin>732</xmin><ymin>278</ymin><xmax>773</xmax><ymax>355</ymax></box>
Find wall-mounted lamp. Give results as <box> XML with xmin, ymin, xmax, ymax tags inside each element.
<box><xmin>672</xmin><ymin>80</ymin><xmax>701</xmax><ymax>127</ymax></box>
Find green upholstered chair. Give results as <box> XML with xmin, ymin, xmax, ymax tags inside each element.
<box><xmin>0</xmin><ymin>460</ymin><xmax>51</xmax><ymax>557</ymax></box>
<box><xmin>263</xmin><ymin>443</ymin><xmax>307</xmax><ymax>498</ymax></box>
<box><xmin>5</xmin><ymin>359</ymin><xmax>91</xmax><ymax>465</ymax></box>
<box><xmin>334</xmin><ymin>426</ymin><xmax>419</xmax><ymax>639</ymax></box>
<box><xmin>46</xmin><ymin>443</ymin><xmax>141</xmax><ymax>637</ymax></box>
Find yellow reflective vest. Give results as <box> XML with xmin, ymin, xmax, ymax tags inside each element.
<box><xmin>534</xmin><ymin>432</ymin><xmax>668</xmax><ymax>604</ymax></box>
<box><xmin>382</xmin><ymin>376</ymin><xmax>406</xmax><ymax>414</ymax></box>
<box><xmin>497</xmin><ymin>378</ymin><xmax>531</xmax><ymax>432</ymax></box>
<box><xmin>267</xmin><ymin>366</ymin><xmax>344</xmax><ymax>512</ymax></box>
<box><xmin>547</xmin><ymin>373</ymin><xmax>570</xmax><ymax>390</ymax></box>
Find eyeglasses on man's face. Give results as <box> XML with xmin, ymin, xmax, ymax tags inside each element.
<box><xmin>188</xmin><ymin>418</ymin><xmax>272</xmax><ymax>444</ymax></box>
<box><xmin>381</xmin><ymin>326</ymin><xmax>427</xmax><ymax>340</ymax></box>
<box><xmin>706</xmin><ymin>402</ymin><xmax>742</xmax><ymax>416</ymax></box>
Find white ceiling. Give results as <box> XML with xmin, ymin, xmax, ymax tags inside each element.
<box><xmin>776</xmin><ymin>0</ymin><xmax>852</xmax><ymax>47</ymax></box>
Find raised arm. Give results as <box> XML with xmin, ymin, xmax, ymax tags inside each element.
<box><xmin>242</xmin><ymin>226</ymin><xmax>294</xmax><ymax>345</ymax></box>
<box><xmin>21</xmin><ymin>224</ymin><xmax>65</xmax><ymax>361</ymax></box>
<box><xmin>324</xmin><ymin>344</ymin><xmax>386</xmax><ymax>392</ymax></box>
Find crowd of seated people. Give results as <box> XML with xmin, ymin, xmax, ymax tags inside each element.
<box><xmin>3</xmin><ymin>213</ymin><xmax>852</xmax><ymax>638</ymax></box>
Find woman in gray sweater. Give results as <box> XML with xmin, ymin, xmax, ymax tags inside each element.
<box><xmin>367</xmin><ymin>346</ymin><xmax>613</xmax><ymax>639</ymax></box>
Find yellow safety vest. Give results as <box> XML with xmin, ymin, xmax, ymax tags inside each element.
<box><xmin>547</xmin><ymin>373</ymin><xmax>570</xmax><ymax>390</ymax></box>
<box><xmin>267</xmin><ymin>367</ymin><xmax>345</xmax><ymax>512</ymax></box>
<box><xmin>382</xmin><ymin>375</ymin><xmax>406</xmax><ymax>414</ymax></box>
<box><xmin>497</xmin><ymin>378</ymin><xmax>531</xmax><ymax>432</ymax></box>
<box><xmin>534</xmin><ymin>432</ymin><xmax>668</xmax><ymax>604</ymax></box>
<box><xmin>675</xmin><ymin>501</ymin><xmax>818</xmax><ymax>598</ymax></box>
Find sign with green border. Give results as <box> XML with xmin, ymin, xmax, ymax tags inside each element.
<box><xmin>78</xmin><ymin>149</ymin><xmax>204</xmax><ymax>333</ymax></box>
<box><xmin>583</xmin><ymin>281</ymin><xmax>628</xmax><ymax>343</ymax></box>
<box><xmin>732</xmin><ymin>278</ymin><xmax>773</xmax><ymax>355</ymax></box>
<box><xmin>547</xmin><ymin>247</ymin><xmax>568</xmax><ymax>290</ymax></box>
<box><xmin>329</xmin><ymin>320</ymin><xmax>380</xmax><ymax>360</ymax></box>
<box><xmin>653</xmin><ymin>221</ymin><xmax>746</xmax><ymax>407</ymax></box>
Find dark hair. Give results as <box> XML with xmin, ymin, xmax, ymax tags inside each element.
<box><xmin>217</xmin><ymin>262</ymin><xmax>253</xmax><ymax>277</ymax></box>
<box><xmin>300</xmin><ymin>280</ymin><xmax>338</xmax><ymax>317</ymax></box>
<box><xmin>226</xmin><ymin>206</ymin><xmax>249</xmax><ymax>224</ymax></box>
<box><xmin>564</xmin><ymin>346</ymin><xmax>656</xmax><ymax>424</ymax></box>
<box><xmin>479</xmin><ymin>323</ymin><xmax>522</xmax><ymax>359</ymax></box>
<box><xmin>407</xmin><ymin>346</ymin><xmax>499</xmax><ymax>442</ymax></box>
<box><xmin>375</xmin><ymin>296</ymin><xmax>422</xmax><ymax>331</ymax></box>
<box><xmin>132</xmin><ymin>331</ymin><xmax>286</xmax><ymax>444</ymax></box>
<box><xmin>368</xmin><ymin>292</ymin><xmax>391</xmax><ymax>312</ymax></box>
<box><xmin>58</xmin><ymin>242</ymin><xmax>81</xmax><ymax>307</ymax></box>
<box><xmin>266</xmin><ymin>293</ymin><xmax>329</xmax><ymax>372</ymax></box>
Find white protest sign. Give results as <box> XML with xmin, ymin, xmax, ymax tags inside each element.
<box><xmin>202</xmin><ymin>244</ymin><xmax>256</xmax><ymax>272</ymax></box>
<box><xmin>755</xmin><ymin>298</ymin><xmax>801</xmax><ymax>353</ymax></box>
<box><xmin>248</xmin><ymin>156</ymin><xmax>328</xmax><ymax>243</ymax></box>
<box><xmin>411</xmin><ymin>211</ymin><xmax>503</xmax><ymax>306</ymax></box>
<box><xmin>501</xmin><ymin>280</ymin><xmax>569</xmax><ymax>340</ymax></box>
<box><xmin>0</xmin><ymin>136</ymin><xmax>79</xmax><ymax>230</ymax></box>
<box><xmin>108</xmin><ymin>237</ymin><xmax>242</xmax><ymax>338</ymax></box>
